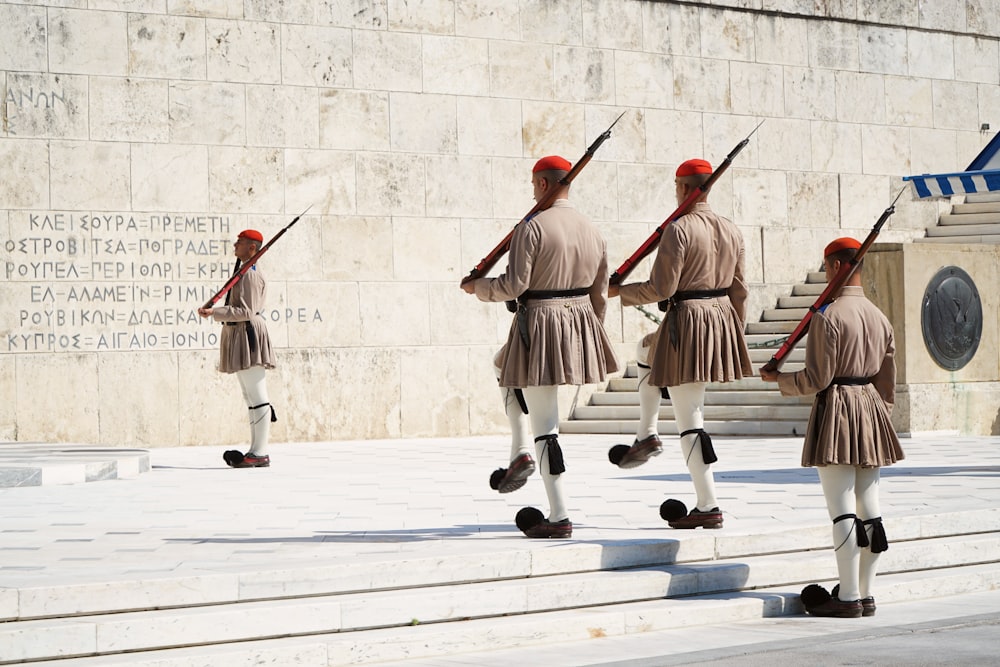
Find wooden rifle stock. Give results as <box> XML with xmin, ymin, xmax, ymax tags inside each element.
<box><xmin>760</xmin><ymin>188</ymin><xmax>906</xmax><ymax>373</ymax></box>
<box><xmin>202</xmin><ymin>205</ymin><xmax>312</xmax><ymax>309</ymax></box>
<box><xmin>460</xmin><ymin>111</ymin><xmax>626</xmax><ymax>285</ymax></box>
<box><xmin>610</xmin><ymin>120</ymin><xmax>764</xmax><ymax>286</ymax></box>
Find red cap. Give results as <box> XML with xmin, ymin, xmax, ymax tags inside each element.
<box><xmin>824</xmin><ymin>237</ymin><xmax>862</xmax><ymax>257</ymax></box>
<box><xmin>676</xmin><ymin>159</ymin><xmax>712</xmax><ymax>177</ymax></box>
<box><xmin>238</xmin><ymin>229</ymin><xmax>264</xmax><ymax>243</ymax></box>
<box><xmin>532</xmin><ymin>155</ymin><xmax>572</xmax><ymax>173</ymax></box>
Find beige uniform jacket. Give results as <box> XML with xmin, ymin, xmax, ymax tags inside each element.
<box><xmin>212</xmin><ymin>266</ymin><xmax>276</xmax><ymax>374</ymax></box>
<box><xmin>473</xmin><ymin>199</ymin><xmax>619</xmax><ymax>387</ymax></box>
<box><xmin>620</xmin><ymin>201</ymin><xmax>752</xmax><ymax>387</ymax></box>
<box><xmin>777</xmin><ymin>286</ymin><xmax>904</xmax><ymax>468</ymax></box>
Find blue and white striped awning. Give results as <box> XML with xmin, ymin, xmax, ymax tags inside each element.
<box><xmin>903</xmin><ymin>169</ymin><xmax>1000</xmax><ymax>198</ymax></box>
<box><xmin>904</xmin><ymin>132</ymin><xmax>1000</xmax><ymax>199</ymax></box>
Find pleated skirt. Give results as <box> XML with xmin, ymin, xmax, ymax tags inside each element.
<box><xmin>801</xmin><ymin>384</ymin><xmax>905</xmax><ymax>468</ymax></box>
<box><xmin>218</xmin><ymin>316</ymin><xmax>276</xmax><ymax>374</ymax></box>
<box><xmin>646</xmin><ymin>297</ymin><xmax>752</xmax><ymax>388</ymax></box>
<box><xmin>498</xmin><ymin>295</ymin><xmax>619</xmax><ymax>388</ymax></box>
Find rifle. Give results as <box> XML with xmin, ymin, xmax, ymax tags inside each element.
<box><xmin>610</xmin><ymin>120</ymin><xmax>764</xmax><ymax>286</ymax></box>
<box><xmin>201</xmin><ymin>205</ymin><xmax>312</xmax><ymax>309</ymax></box>
<box><xmin>460</xmin><ymin>111</ymin><xmax>627</xmax><ymax>285</ymax></box>
<box><xmin>760</xmin><ymin>188</ymin><xmax>906</xmax><ymax>373</ymax></box>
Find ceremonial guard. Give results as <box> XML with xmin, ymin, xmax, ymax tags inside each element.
<box><xmin>609</xmin><ymin>158</ymin><xmax>752</xmax><ymax>529</ymax></box>
<box><xmin>760</xmin><ymin>237</ymin><xmax>904</xmax><ymax>618</ymax></box>
<box><xmin>198</xmin><ymin>229</ymin><xmax>277</xmax><ymax>468</ymax></box>
<box><xmin>462</xmin><ymin>155</ymin><xmax>619</xmax><ymax>538</ymax></box>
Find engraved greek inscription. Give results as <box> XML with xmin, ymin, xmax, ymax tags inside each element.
<box><xmin>6</xmin><ymin>210</ymin><xmax>319</xmax><ymax>354</ymax></box>
<box><xmin>5</xmin><ymin>87</ymin><xmax>67</xmax><ymax>110</ymax></box>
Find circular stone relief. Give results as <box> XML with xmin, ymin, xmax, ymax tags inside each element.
<box><xmin>920</xmin><ymin>266</ymin><xmax>982</xmax><ymax>371</ymax></box>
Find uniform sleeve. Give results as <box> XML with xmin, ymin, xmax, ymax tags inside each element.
<box><xmin>212</xmin><ymin>271</ymin><xmax>265</xmax><ymax>323</ymax></box>
<box><xmin>589</xmin><ymin>240</ymin><xmax>610</xmax><ymax>322</ymax></box>
<box><xmin>776</xmin><ymin>312</ymin><xmax>837</xmax><ymax>398</ymax></box>
<box><xmin>872</xmin><ymin>325</ymin><xmax>896</xmax><ymax>412</ymax></box>
<box><xmin>474</xmin><ymin>222</ymin><xmax>537</xmax><ymax>303</ymax></box>
<box><xmin>619</xmin><ymin>222</ymin><xmax>684</xmax><ymax>307</ymax></box>
<box><xmin>727</xmin><ymin>235</ymin><xmax>748</xmax><ymax>323</ymax></box>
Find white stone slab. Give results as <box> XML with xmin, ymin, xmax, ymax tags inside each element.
<box><xmin>205</xmin><ymin>18</ymin><xmax>280</xmax><ymax>84</ymax></box>
<box><xmin>93</xmin><ymin>597</ymin><xmax>342</xmax><ymax>653</ymax></box>
<box><xmin>859</xmin><ymin>25</ymin><xmax>908</xmax><ymax>76</ymax></box>
<box><xmin>0</xmin><ymin>617</ymin><xmax>97</xmax><ymax>662</ymax></box>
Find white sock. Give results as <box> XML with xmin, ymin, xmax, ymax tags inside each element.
<box><xmin>670</xmin><ymin>382</ymin><xmax>717</xmax><ymax>511</ymax></box>
<box><xmin>495</xmin><ymin>359</ymin><xmax>531</xmax><ymax>463</ymax></box>
<box><xmin>635</xmin><ymin>342</ymin><xmax>660</xmax><ymax>441</ymax></box>
<box><xmin>856</xmin><ymin>467</ymin><xmax>883</xmax><ymax>599</ymax></box>
<box><xmin>237</xmin><ymin>366</ymin><xmax>270</xmax><ymax>456</ymax></box>
<box><xmin>502</xmin><ymin>388</ymin><xmax>531</xmax><ymax>462</ymax></box>
<box><xmin>818</xmin><ymin>465</ymin><xmax>862</xmax><ymax>601</ymax></box>
<box><xmin>523</xmin><ymin>385</ymin><xmax>567</xmax><ymax>523</ymax></box>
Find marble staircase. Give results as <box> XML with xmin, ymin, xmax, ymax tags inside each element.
<box><xmin>561</xmin><ymin>271</ymin><xmax>832</xmax><ymax>437</ymax></box>
<box><xmin>918</xmin><ymin>192</ymin><xmax>1000</xmax><ymax>244</ymax></box>
<box><xmin>4</xmin><ymin>508</ymin><xmax>999</xmax><ymax>665</ymax></box>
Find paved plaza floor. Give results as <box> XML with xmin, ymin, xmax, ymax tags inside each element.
<box><xmin>1</xmin><ymin>433</ymin><xmax>999</xmax><ymax>665</ymax></box>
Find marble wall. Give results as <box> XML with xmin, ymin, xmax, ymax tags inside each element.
<box><xmin>2</xmin><ymin>0</ymin><xmax>999</xmax><ymax>445</ymax></box>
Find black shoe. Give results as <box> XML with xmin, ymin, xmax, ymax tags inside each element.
<box><xmin>524</xmin><ymin>518</ymin><xmax>572</xmax><ymax>539</ymax></box>
<box><xmin>491</xmin><ymin>453</ymin><xmax>536</xmax><ymax>493</ymax></box>
<box><xmin>832</xmin><ymin>585</ymin><xmax>876</xmax><ymax>616</ymax></box>
<box><xmin>668</xmin><ymin>507</ymin><xmax>723</xmax><ymax>529</ymax></box>
<box><xmin>615</xmin><ymin>435</ymin><xmax>663</xmax><ymax>469</ymax></box>
<box><xmin>234</xmin><ymin>453</ymin><xmax>270</xmax><ymax>468</ymax></box>
<box><xmin>805</xmin><ymin>596</ymin><xmax>863</xmax><ymax>618</ymax></box>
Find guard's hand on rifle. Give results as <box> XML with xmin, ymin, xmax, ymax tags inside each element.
<box><xmin>461</xmin><ymin>279</ymin><xmax>477</xmax><ymax>295</ymax></box>
<box><xmin>608</xmin><ymin>284</ymin><xmax>620</xmax><ymax>298</ymax></box>
<box><xmin>759</xmin><ymin>367</ymin><xmax>780</xmax><ymax>382</ymax></box>
<box><xmin>198</xmin><ymin>307</ymin><xmax>214</xmax><ymax>319</ymax></box>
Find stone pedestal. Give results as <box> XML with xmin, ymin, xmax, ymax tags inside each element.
<box><xmin>866</xmin><ymin>243</ymin><xmax>1000</xmax><ymax>435</ymax></box>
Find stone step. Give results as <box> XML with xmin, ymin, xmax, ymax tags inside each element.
<box><xmin>30</xmin><ymin>562</ymin><xmax>1000</xmax><ymax>667</ymax></box>
<box><xmin>560</xmin><ymin>419</ymin><xmax>808</xmax><ymax>436</ymax></box>
<box><xmin>744</xmin><ymin>332</ymin><xmax>799</xmax><ymax>346</ymax></box>
<box><xmin>761</xmin><ymin>307</ymin><xmax>809</xmax><ymax>322</ymax></box>
<box><xmin>607</xmin><ymin>374</ymin><xmax>803</xmax><ymax>394</ymax></box>
<box><xmin>589</xmin><ymin>391</ymin><xmax>812</xmax><ymax>407</ymax></box>
<box><xmin>7</xmin><ymin>522</ymin><xmax>998</xmax><ymax>664</ymax></box>
<box><xmin>791</xmin><ymin>282</ymin><xmax>825</xmax><ymax>296</ymax></box>
<box><xmin>965</xmin><ymin>191</ymin><xmax>1000</xmax><ymax>203</ymax></box>
<box><xmin>914</xmin><ymin>234</ymin><xmax>1000</xmax><ymax>244</ymax></box>
<box><xmin>7</xmin><ymin>507</ymin><xmax>993</xmax><ymax>621</ymax></box>
<box><xmin>570</xmin><ymin>404</ymin><xmax>814</xmax><ymax>422</ymax></box>
<box><xmin>949</xmin><ymin>201</ymin><xmax>1000</xmax><ymax>215</ymax></box>
<box><xmin>36</xmin><ymin>562</ymin><xmax>1000</xmax><ymax>667</ymax></box>
<box><xmin>746</xmin><ymin>320</ymin><xmax>799</xmax><ymax>334</ymax></box>
<box><xmin>805</xmin><ymin>271</ymin><xmax>825</xmax><ymax>283</ymax></box>
<box><xmin>776</xmin><ymin>295</ymin><xmax>818</xmax><ymax>309</ymax></box>
<box><xmin>335</xmin><ymin>564</ymin><xmax>1000</xmax><ymax>667</ymax></box>
<box><xmin>748</xmin><ymin>347</ymin><xmax>804</xmax><ymax>363</ymax></box>
<box><xmin>926</xmin><ymin>221</ymin><xmax>1000</xmax><ymax>236</ymax></box>
<box><xmin>938</xmin><ymin>212</ymin><xmax>1000</xmax><ymax>225</ymax></box>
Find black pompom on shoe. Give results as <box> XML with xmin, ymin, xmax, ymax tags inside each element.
<box><xmin>223</xmin><ymin>450</ymin><xmax>244</xmax><ymax>467</ymax></box>
<box><xmin>515</xmin><ymin>507</ymin><xmax>545</xmax><ymax>533</ymax></box>
<box><xmin>608</xmin><ymin>444</ymin><xmax>630</xmax><ymax>466</ymax></box>
<box><xmin>659</xmin><ymin>498</ymin><xmax>688</xmax><ymax>522</ymax></box>
<box><xmin>489</xmin><ymin>468</ymin><xmax>505</xmax><ymax>490</ymax></box>
<box><xmin>800</xmin><ymin>584</ymin><xmax>832</xmax><ymax>610</ymax></box>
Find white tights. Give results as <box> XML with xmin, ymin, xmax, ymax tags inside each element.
<box><xmin>817</xmin><ymin>465</ymin><xmax>882</xmax><ymax>601</ymax></box>
<box><xmin>494</xmin><ymin>357</ymin><xmax>567</xmax><ymax>522</ymax></box>
<box><xmin>236</xmin><ymin>365</ymin><xmax>270</xmax><ymax>456</ymax></box>
<box><xmin>635</xmin><ymin>342</ymin><xmax>717</xmax><ymax>511</ymax></box>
